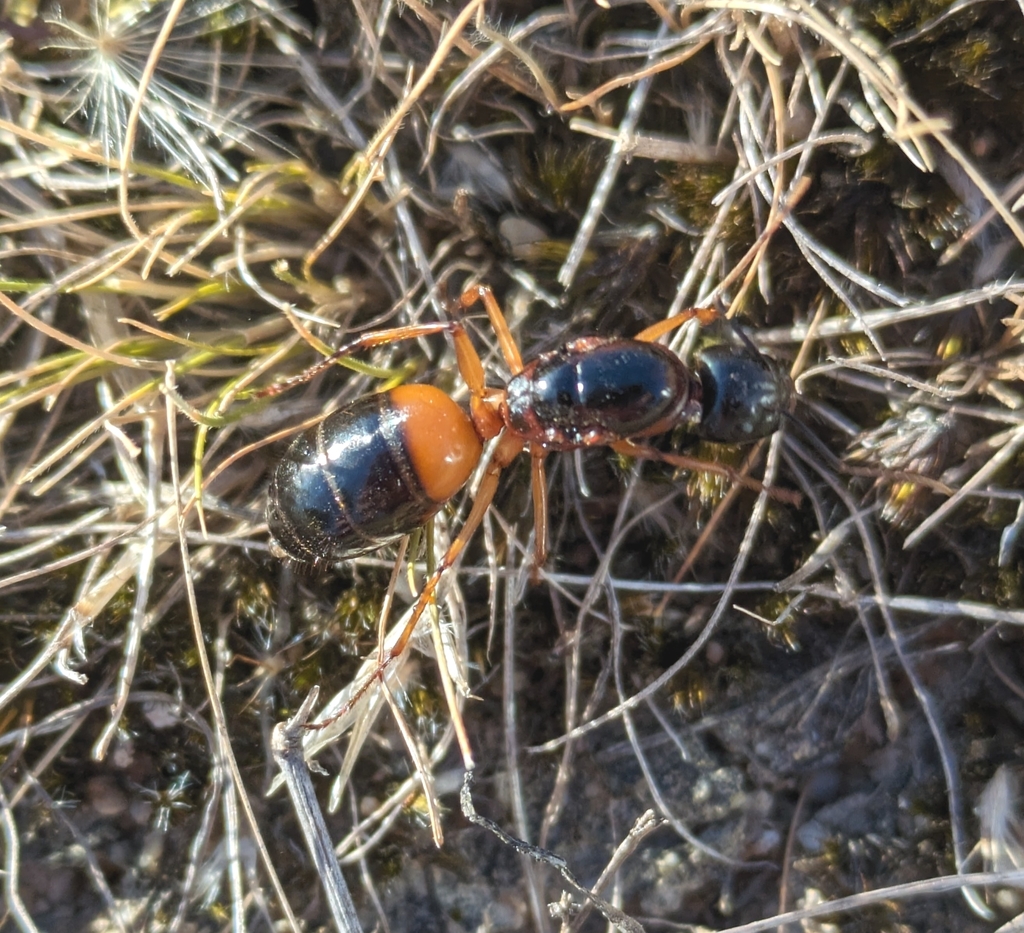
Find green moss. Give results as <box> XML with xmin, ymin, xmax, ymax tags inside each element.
<box><xmin>996</xmin><ymin>564</ymin><xmax>1023</xmax><ymax>609</ymax></box>
<box><xmin>516</xmin><ymin>140</ymin><xmax>605</xmax><ymax>218</ymax></box>
<box><xmin>870</xmin><ymin>0</ymin><xmax>956</xmax><ymax>35</ymax></box>
<box><xmin>660</xmin><ymin>163</ymin><xmax>753</xmax><ymax>247</ymax></box>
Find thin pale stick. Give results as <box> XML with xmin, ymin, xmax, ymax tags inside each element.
<box><xmin>119</xmin><ymin>0</ymin><xmax>188</xmax><ymax>240</ymax></box>
<box><xmin>0</xmin><ymin>782</ymin><xmax>40</xmax><ymax>933</ymax></box>
<box><xmin>379</xmin><ymin>679</ymin><xmax>444</xmax><ymax>846</ymax></box>
<box><xmin>272</xmin><ymin>690</ymin><xmax>364</xmax><ymax>933</ymax></box>
<box><xmin>302</xmin><ymin>0</ymin><xmax>486</xmax><ymax>277</ymax></box>
<box><xmin>164</xmin><ymin>366</ymin><xmax>301</xmax><ymax>932</ymax></box>
<box><xmin>423</xmin><ymin>577</ymin><xmax>475</xmax><ymax>768</ymax></box>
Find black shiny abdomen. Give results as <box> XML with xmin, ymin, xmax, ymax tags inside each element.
<box><xmin>267</xmin><ymin>393</ymin><xmax>434</xmax><ymax>561</ymax></box>
<box><xmin>506</xmin><ymin>338</ymin><xmax>699</xmax><ymax>449</ymax></box>
<box><xmin>695</xmin><ymin>344</ymin><xmax>793</xmax><ymax>443</ymax></box>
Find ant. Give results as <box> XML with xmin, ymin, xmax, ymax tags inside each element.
<box><xmin>264</xmin><ymin>284</ymin><xmax>794</xmax><ymax>726</ymax></box>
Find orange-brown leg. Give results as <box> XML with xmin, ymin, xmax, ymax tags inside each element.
<box><xmin>261</xmin><ymin>313</ymin><xmax>506</xmax><ymax>442</ymax></box>
<box><xmin>323</xmin><ymin>432</ymin><xmax>526</xmax><ymax>725</ymax></box>
<box><xmin>530</xmin><ymin>449</ymin><xmax>548</xmax><ymax>578</ymax></box>
<box><xmin>258</xmin><ymin>321</ymin><xmax>455</xmax><ymax>398</ymax></box>
<box><xmin>633</xmin><ymin>306</ymin><xmax>719</xmax><ymax>343</ymax></box>
<box><xmin>459</xmin><ymin>284</ymin><xmax>524</xmax><ymax>375</ymax></box>
<box><xmin>611</xmin><ymin>439</ymin><xmax>802</xmax><ymax>506</ymax></box>
<box><xmin>447</xmin><ymin>316</ymin><xmax>507</xmax><ymax>443</ymax></box>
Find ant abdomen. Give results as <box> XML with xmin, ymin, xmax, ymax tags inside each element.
<box><xmin>267</xmin><ymin>385</ymin><xmax>481</xmax><ymax>562</ymax></box>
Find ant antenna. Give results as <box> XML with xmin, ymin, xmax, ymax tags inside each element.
<box><xmin>724</xmin><ymin>316</ymin><xmax>769</xmax><ymax>359</ymax></box>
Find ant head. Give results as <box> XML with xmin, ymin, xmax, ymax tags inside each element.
<box><xmin>695</xmin><ymin>344</ymin><xmax>795</xmax><ymax>443</ymax></box>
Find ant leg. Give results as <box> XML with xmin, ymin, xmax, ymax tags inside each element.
<box><xmin>611</xmin><ymin>439</ymin><xmax>802</xmax><ymax>506</ymax></box>
<box><xmin>530</xmin><ymin>449</ymin><xmax>548</xmax><ymax>578</ymax></box>
<box><xmin>448</xmin><ymin>317</ymin><xmax>506</xmax><ymax>442</ymax></box>
<box><xmin>258</xmin><ymin>321</ymin><xmax>454</xmax><ymax>398</ymax></box>
<box><xmin>443</xmin><ymin>287</ymin><xmax>513</xmax><ymax>442</ymax></box>
<box><xmin>328</xmin><ymin>433</ymin><xmax>525</xmax><ymax>723</ymax></box>
<box><xmin>634</xmin><ymin>307</ymin><xmax>719</xmax><ymax>344</ymax></box>
<box><xmin>450</xmin><ymin>320</ymin><xmax>486</xmax><ymax>397</ymax></box>
<box><xmin>459</xmin><ymin>284</ymin><xmax>524</xmax><ymax>375</ymax></box>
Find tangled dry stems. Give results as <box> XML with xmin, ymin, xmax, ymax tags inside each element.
<box><xmin>1</xmin><ymin>0</ymin><xmax>1024</xmax><ymax>930</ymax></box>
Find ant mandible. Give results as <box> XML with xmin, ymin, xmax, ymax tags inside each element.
<box><xmin>265</xmin><ymin>284</ymin><xmax>794</xmax><ymax>694</ymax></box>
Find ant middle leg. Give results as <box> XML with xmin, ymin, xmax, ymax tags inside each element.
<box><xmin>529</xmin><ymin>449</ymin><xmax>549</xmax><ymax>579</ymax></box>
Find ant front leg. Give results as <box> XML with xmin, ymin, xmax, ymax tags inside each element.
<box><xmin>633</xmin><ymin>307</ymin><xmax>719</xmax><ymax>343</ymax></box>
<box><xmin>611</xmin><ymin>439</ymin><xmax>802</xmax><ymax>506</ymax></box>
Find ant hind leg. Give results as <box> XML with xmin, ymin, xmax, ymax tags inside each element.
<box><xmin>325</xmin><ymin>432</ymin><xmax>525</xmax><ymax>758</ymax></box>
<box><xmin>459</xmin><ymin>284</ymin><xmax>524</xmax><ymax>375</ymax></box>
<box><xmin>258</xmin><ymin>321</ymin><xmax>454</xmax><ymax>398</ymax></box>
